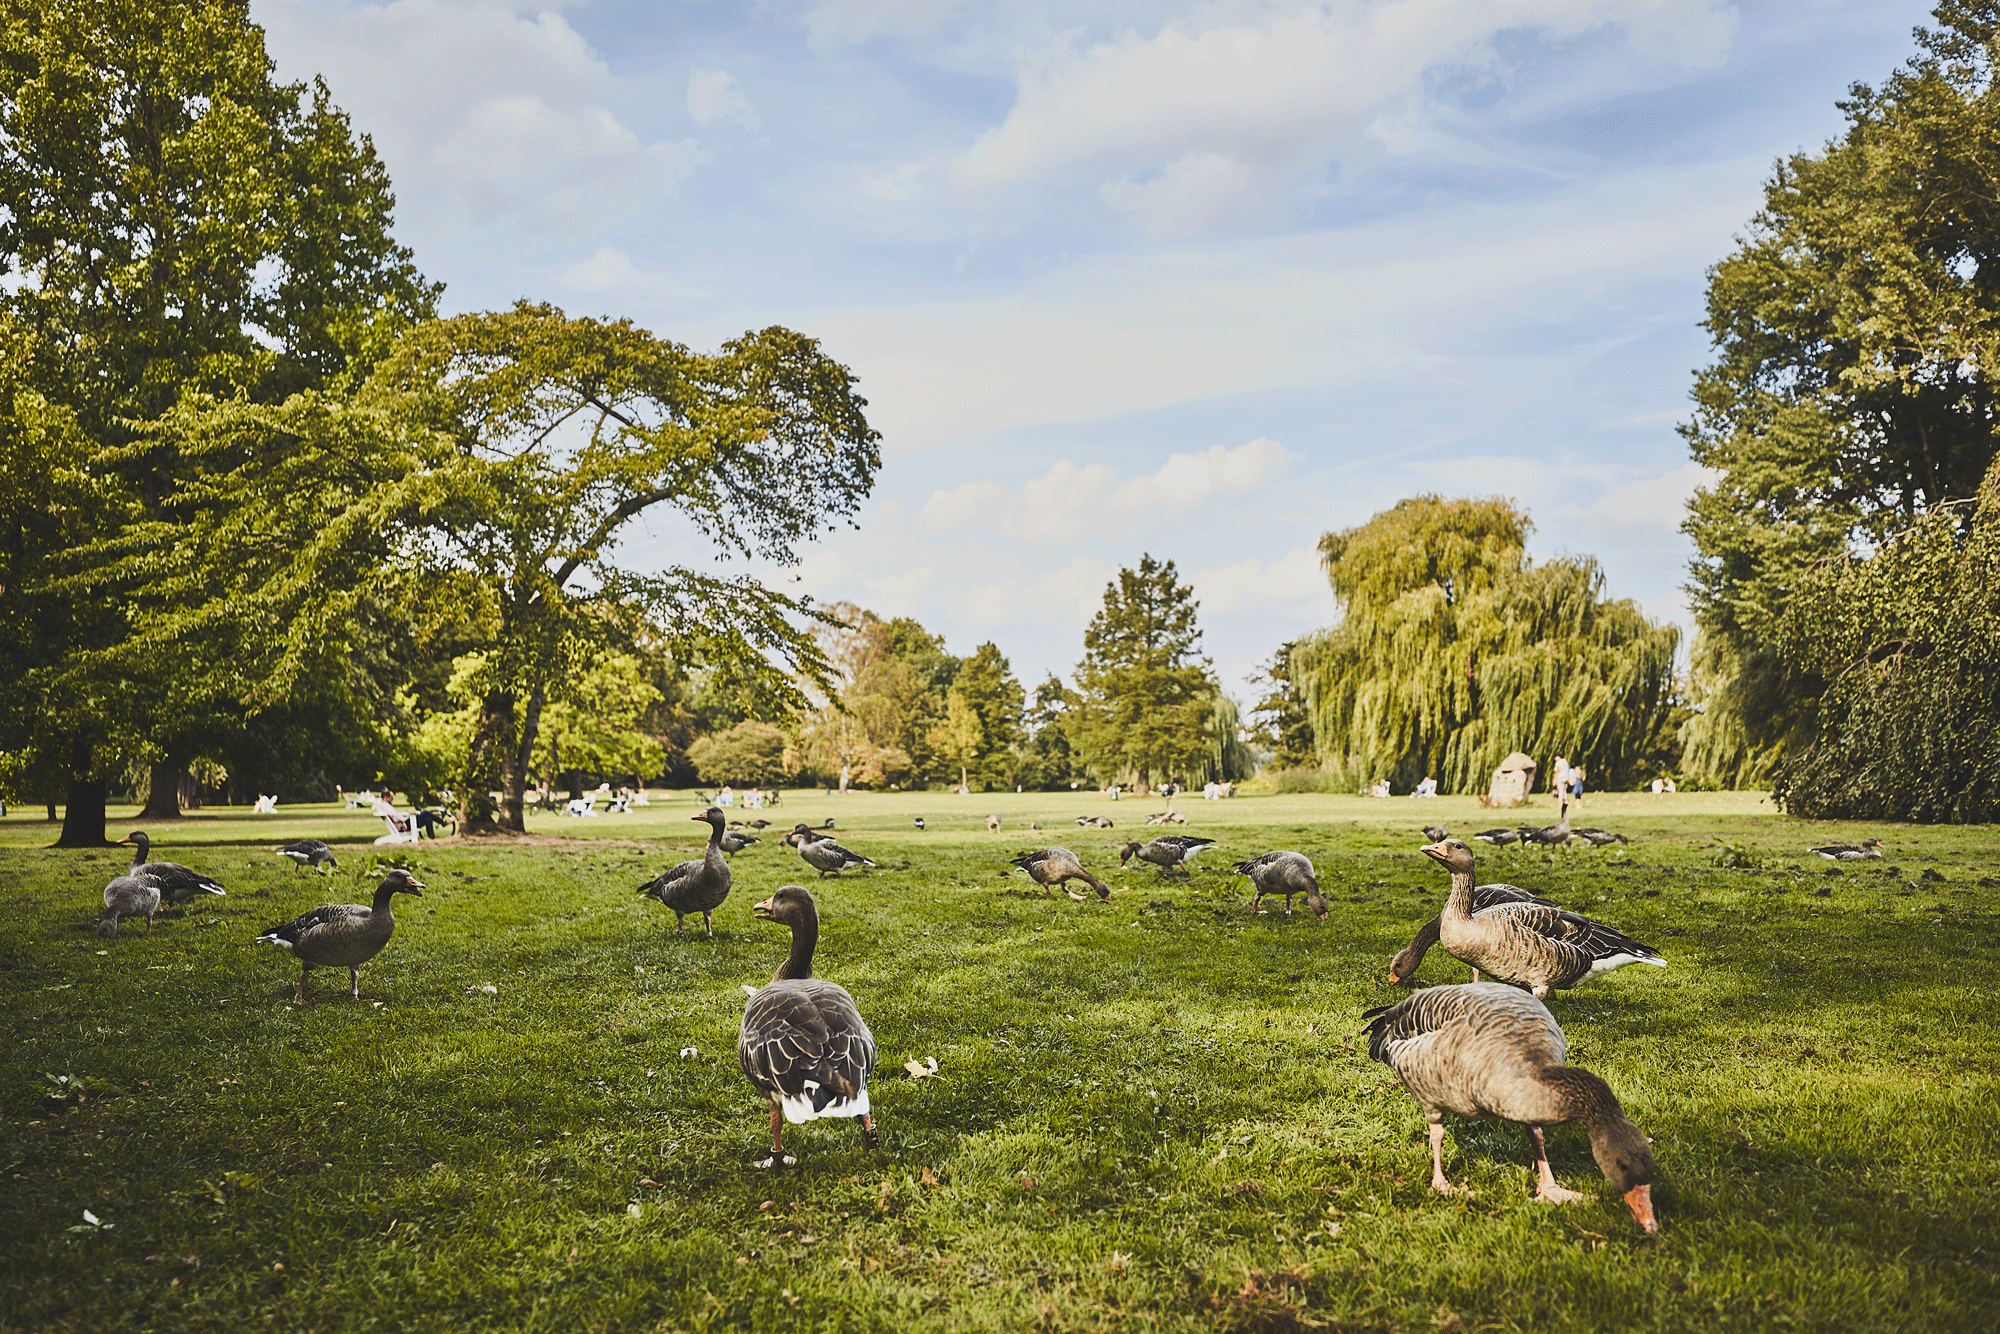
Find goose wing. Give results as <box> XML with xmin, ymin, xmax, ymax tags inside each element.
<box><xmin>1362</xmin><ymin>982</ymin><xmax>1565</xmax><ymax>1070</ymax></box>
<box><xmin>739</xmin><ymin>980</ymin><xmax>876</xmax><ymax>1122</ymax></box>
<box><xmin>140</xmin><ymin>861</ymin><xmax>226</xmax><ymax>901</ymax></box>
<box><xmin>1544</xmin><ymin>910</ymin><xmax>1665</xmax><ymax>968</ymax></box>
<box><xmin>1155</xmin><ymin>835</ymin><xmax>1215</xmax><ymax>854</ymax></box>
<box><xmin>1469</xmin><ymin>883</ymin><xmax>1553</xmax><ymax>911</ymax></box>
<box><xmin>256</xmin><ymin>903</ymin><xmax>368</xmax><ymax>950</ymax></box>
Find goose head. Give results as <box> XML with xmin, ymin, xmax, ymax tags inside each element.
<box><xmin>378</xmin><ymin>869</ymin><xmax>425</xmax><ymax>896</ymax></box>
<box><xmin>1420</xmin><ymin>839</ymin><xmax>1476</xmax><ymax>874</ymax></box>
<box><xmin>693</xmin><ymin>806</ymin><xmax>726</xmax><ymax>830</ymax></box>
<box><xmin>1304</xmin><ymin>883</ymin><xmax>1329</xmax><ymax>922</ymax></box>
<box><xmin>117</xmin><ymin>831</ymin><xmax>150</xmax><ymax>858</ymax></box>
<box><xmin>753</xmin><ymin>884</ymin><xmax>817</xmax><ymax>928</ymax></box>
<box><xmin>1592</xmin><ymin>1117</ymin><xmax>1658</xmax><ymax>1234</ymax></box>
<box><xmin>1117</xmin><ymin>842</ymin><xmax>1142</xmax><ymax>865</ymax></box>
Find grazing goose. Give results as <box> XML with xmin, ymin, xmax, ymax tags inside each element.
<box><xmin>747</xmin><ymin>818</ymin><xmax>772</xmax><ymax>830</ymax></box>
<box><xmin>1389</xmin><ymin>883</ymin><xmax>1556</xmax><ymax>983</ymax></box>
<box><xmin>638</xmin><ymin>808</ymin><xmax>732</xmax><ymax>937</ymax></box>
<box><xmin>1232</xmin><ymin>851</ymin><xmax>1327</xmax><ymax>918</ymax></box>
<box><xmin>1422</xmin><ymin>824</ymin><xmax>1449</xmax><ymax>842</ymax></box>
<box><xmin>913</xmin><ymin>817</ymin><xmax>926</xmax><ymax>831</ymax></box>
<box><xmin>117</xmin><ymin>832</ymin><xmax>226</xmax><ymax>905</ymax></box>
<box><xmin>739</xmin><ymin>885</ymin><xmax>877</xmax><ymax>1167</ymax></box>
<box><xmin>1472</xmin><ymin>827</ymin><xmax>1526</xmax><ymax>848</ymax></box>
<box><xmin>720</xmin><ymin>830</ymin><xmax>760</xmax><ymax>857</ymax></box>
<box><xmin>1362</xmin><ymin>982</ymin><xmax>1657</xmax><ymax>1231</ymax></box>
<box><xmin>797</xmin><ymin>832</ymin><xmax>875</xmax><ymax>878</ymax></box>
<box><xmin>1424</xmin><ymin>840</ymin><xmax>1665</xmax><ymax>998</ymax></box>
<box><xmin>986</xmin><ymin>813</ymin><xmax>1002</xmax><ymax>833</ymax></box>
<box><xmin>1119</xmin><ymin>834</ymin><xmax>1216</xmax><ymax>875</ymax></box>
<box><xmin>99</xmin><ymin>874</ymin><xmax>161</xmax><ymax>938</ymax></box>
<box><xmin>1074</xmin><ymin>815</ymin><xmax>1115</xmax><ymax>829</ymax></box>
<box><xmin>1009</xmin><ymin>847</ymin><xmax>1111</xmax><ymax>900</ymax></box>
<box><xmin>1808</xmin><ymin>838</ymin><xmax>1884</xmax><ymax>861</ymax></box>
<box><xmin>1522</xmin><ymin>801</ymin><xmax>1573</xmax><ymax>848</ymax></box>
<box><xmin>1571</xmin><ymin>827</ymin><xmax>1629</xmax><ymax>847</ymax></box>
<box><xmin>255</xmin><ymin>869</ymin><xmax>423</xmax><ymax>1002</ymax></box>
<box><xmin>276</xmin><ymin>839</ymin><xmax>338</xmax><ymax>873</ymax></box>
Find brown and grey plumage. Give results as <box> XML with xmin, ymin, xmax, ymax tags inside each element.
<box><xmin>1522</xmin><ymin>800</ymin><xmax>1573</xmax><ymax>848</ymax></box>
<box><xmin>796</xmin><ymin>833</ymin><xmax>875</xmax><ymax>878</ymax></box>
<box><xmin>1571</xmin><ymin>827</ymin><xmax>1629</xmax><ymax>847</ymax></box>
<box><xmin>1232</xmin><ymin>851</ymin><xmax>1327</xmax><ymax>919</ymax></box>
<box><xmin>1362</xmin><ymin>982</ymin><xmax>1658</xmax><ymax>1231</ymax></box>
<box><xmin>720</xmin><ymin>830</ymin><xmax>760</xmax><ymax>857</ymax></box>
<box><xmin>639</xmin><ymin>808</ymin><xmax>733</xmax><ymax>936</ymax></box>
<box><xmin>1808</xmin><ymin>837</ymin><xmax>1883</xmax><ymax>861</ymax></box>
<box><xmin>118</xmin><ymin>831</ymin><xmax>226</xmax><ymax>904</ymax></box>
<box><xmin>99</xmin><ymin>874</ymin><xmax>161</xmax><ymax>939</ymax></box>
<box><xmin>1421</xmin><ymin>824</ymin><xmax>1449</xmax><ymax>842</ymax></box>
<box><xmin>1425</xmin><ymin>839</ymin><xmax>1665</xmax><ymax>998</ymax></box>
<box><xmin>1389</xmin><ymin>883</ymin><xmax>1555</xmax><ymax>983</ymax></box>
<box><xmin>1009</xmin><ymin>847</ymin><xmax>1111</xmax><ymax>900</ymax></box>
<box><xmin>1119</xmin><ymin>835</ymin><xmax>1216</xmax><ymax>875</ymax></box>
<box><xmin>738</xmin><ymin>885</ymin><xmax>877</xmax><ymax>1168</ymax></box>
<box><xmin>1472</xmin><ymin>827</ymin><xmax>1527</xmax><ymax>848</ymax></box>
<box><xmin>276</xmin><ymin>839</ymin><xmax>339</xmax><ymax>873</ymax></box>
<box><xmin>254</xmin><ymin>869</ymin><xmax>423</xmax><ymax>1002</ymax></box>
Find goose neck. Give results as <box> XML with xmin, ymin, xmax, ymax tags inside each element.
<box><xmin>371</xmin><ymin>883</ymin><xmax>400</xmax><ymax>911</ymax></box>
<box><xmin>1442</xmin><ymin>868</ymin><xmax>1476</xmax><ymax>919</ymax></box>
<box><xmin>773</xmin><ymin>917</ymin><xmax>818</xmax><ymax>983</ymax></box>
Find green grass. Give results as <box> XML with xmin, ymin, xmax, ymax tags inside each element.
<box><xmin>1</xmin><ymin>790</ymin><xmax>1995</xmax><ymax>1332</ymax></box>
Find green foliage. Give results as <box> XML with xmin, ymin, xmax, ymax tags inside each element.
<box><xmin>1247</xmin><ymin>641</ymin><xmax>1317</xmax><ymax>771</ymax></box>
<box><xmin>532</xmin><ymin>653</ymin><xmax>666</xmax><ymax>797</ymax></box>
<box><xmin>1299</xmin><ymin>496</ymin><xmax>1677</xmax><ymax>794</ymax></box>
<box><xmin>1772</xmin><ymin>463</ymin><xmax>2000</xmax><ymax>822</ymax></box>
<box><xmin>687</xmin><ymin>721</ymin><xmax>789</xmax><ymax>788</ymax></box>
<box><xmin>1681</xmin><ymin>1</ymin><xmax>2000</xmax><ymax>784</ymax></box>
<box><xmin>1070</xmin><ymin>555</ymin><xmax>1218</xmax><ymax>791</ymax></box>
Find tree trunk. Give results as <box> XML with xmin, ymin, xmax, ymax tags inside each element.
<box><xmin>56</xmin><ymin>737</ymin><xmax>108</xmax><ymax>847</ymax></box>
<box><xmin>138</xmin><ymin>761</ymin><xmax>188</xmax><ymax>821</ymax></box>
<box><xmin>839</xmin><ymin>757</ymin><xmax>850</xmax><ymax>793</ymax></box>
<box><xmin>459</xmin><ymin>689</ymin><xmax>514</xmax><ymax>834</ymax></box>
<box><xmin>1134</xmin><ymin>766</ymin><xmax>1150</xmax><ymax>797</ymax></box>
<box><xmin>503</xmin><ymin>684</ymin><xmax>546</xmax><ymax>832</ymax></box>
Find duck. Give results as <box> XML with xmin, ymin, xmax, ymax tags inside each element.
<box><xmin>98</xmin><ymin>874</ymin><xmax>161</xmax><ymax>939</ymax></box>
<box><xmin>1472</xmin><ymin>828</ymin><xmax>1526</xmax><ymax>848</ymax></box>
<box><xmin>798</xmin><ymin>833</ymin><xmax>875</xmax><ymax>878</ymax></box>
<box><xmin>720</xmin><ymin>830</ymin><xmax>760</xmax><ymax>857</ymax></box>
<box><xmin>738</xmin><ymin>884</ymin><xmax>878</xmax><ymax>1168</ymax></box>
<box><xmin>1421</xmin><ymin>824</ymin><xmax>1449</xmax><ymax>842</ymax></box>
<box><xmin>1232</xmin><ymin>851</ymin><xmax>1327</xmax><ymax>918</ymax></box>
<box><xmin>1423</xmin><ymin>840</ymin><xmax>1665</xmax><ymax>998</ymax></box>
<box><xmin>1119</xmin><ymin>835</ymin><xmax>1216</xmax><ymax>875</ymax></box>
<box><xmin>1009</xmin><ymin>847</ymin><xmax>1111</xmax><ymax>900</ymax></box>
<box><xmin>1808</xmin><ymin>838</ymin><xmax>1883</xmax><ymax>861</ymax></box>
<box><xmin>117</xmin><ymin>831</ymin><xmax>226</xmax><ymax>905</ymax></box>
<box><xmin>1522</xmin><ymin>800</ymin><xmax>1573</xmax><ymax>848</ymax></box>
<box><xmin>276</xmin><ymin>839</ymin><xmax>338</xmax><ymax>874</ymax></box>
<box><xmin>1571</xmin><ymin>827</ymin><xmax>1629</xmax><ymax>847</ymax></box>
<box><xmin>254</xmin><ymin>869</ymin><xmax>423</xmax><ymax>1002</ymax></box>
<box><xmin>1361</xmin><ymin>982</ymin><xmax>1657</xmax><ymax>1231</ymax></box>
<box><xmin>1389</xmin><ymin>883</ymin><xmax>1556</xmax><ymax>983</ymax></box>
<box><xmin>638</xmin><ymin>808</ymin><xmax>732</xmax><ymax>936</ymax></box>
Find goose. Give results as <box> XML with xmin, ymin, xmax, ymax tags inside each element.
<box><xmin>913</xmin><ymin>817</ymin><xmax>926</xmax><ymax>831</ymax></box>
<box><xmin>1074</xmin><ymin>815</ymin><xmax>1114</xmax><ymax>829</ymax></box>
<box><xmin>638</xmin><ymin>808</ymin><xmax>732</xmax><ymax>937</ymax></box>
<box><xmin>1118</xmin><ymin>835</ymin><xmax>1216</xmax><ymax>875</ymax></box>
<box><xmin>1571</xmin><ymin>827</ymin><xmax>1629</xmax><ymax>847</ymax></box>
<box><xmin>1472</xmin><ymin>828</ymin><xmax>1526</xmax><ymax>848</ymax></box>
<box><xmin>797</xmin><ymin>834</ymin><xmax>875</xmax><ymax>878</ymax></box>
<box><xmin>747</xmin><ymin>818</ymin><xmax>772</xmax><ymax>830</ymax></box>
<box><xmin>1423</xmin><ymin>840</ymin><xmax>1665</xmax><ymax>998</ymax></box>
<box><xmin>782</xmin><ymin>823</ymin><xmax>817</xmax><ymax>848</ymax></box>
<box><xmin>1232</xmin><ymin>851</ymin><xmax>1326</xmax><ymax>918</ymax></box>
<box><xmin>276</xmin><ymin>839</ymin><xmax>338</xmax><ymax>874</ymax></box>
<box><xmin>117</xmin><ymin>832</ymin><xmax>226</xmax><ymax>905</ymax></box>
<box><xmin>1808</xmin><ymin>838</ymin><xmax>1883</xmax><ymax>861</ymax></box>
<box><xmin>1389</xmin><ymin>883</ymin><xmax>1556</xmax><ymax>983</ymax></box>
<box><xmin>1522</xmin><ymin>800</ymin><xmax>1573</xmax><ymax>848</ymax></box>
<box><xmin>720</xmin><ymin>830</ymin><xmax>760</xmax><ymax>857</ymax></box>
<box><xmin>986</xmin><ymin>813</ymin><xmax>1002</xmax><ymax>833</ymax></box>
<box><xmin>1009</xmin><ymin>847</ymin><xmax>1111</xmax><ymax>900</ymax></box>
<box><xmin>738</xmin><ymin>885</ymin><xmax>878</xmax><ymax>1168</ymax></box>
<box><xmin>254</xmin><ymin>869</ymin><xmax>423</xmax><ymax>1002</ymax></box>
<box><xmin>98</xmin><ymin>874</ymin><xmax>161</xmax><ymax>939</ymax></box>
<box><xmin>1362</xmin><ymin>982</ymin><xmax>1657</xmax><ymax>1231</ymax></box>
<box><xmin>1422</xmin><ymin>824</ymin><xmax>1449</xmax><ymax>842</ymax></box>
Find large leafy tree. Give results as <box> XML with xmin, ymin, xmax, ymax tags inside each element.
<box><xmin>951</xmin><ymin>642</ymin><xmax>1024</xmax><ymax>789</ymax></box>
<box><xmin>1681</xmin><ymin>0</ymin><xmax>2000</xmax><ymax>785</ymax></box>
<box><xmin>1297</xmin><ymin>496</ymin><xmax>1677</xmax><ymax>793</ymax></box>
<box><xmin>0</xmin><ymin>0</ymin><xmax>436</xmax><ymax>843</ymax></box>
<box><xmin>1069</xmin><ymin>555</ymin><xmax>1216</xmax><ymax>794</ymax></box>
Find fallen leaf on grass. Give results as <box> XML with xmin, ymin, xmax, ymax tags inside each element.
<box><xmin>904</xmin><ymin>1056</ymin><xmax>939</xmax><ymax>1079</ymax></box>
<box><xmin>920</xmin><ymin>1166</ymin><xmax>940</xmax><ymax>1187</ymax></box>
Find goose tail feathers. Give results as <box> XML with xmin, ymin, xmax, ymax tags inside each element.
<box><xmin>779</xmin><ymin>1085</ymin><xmax>871</xmax><ymax>1125</ymax></box>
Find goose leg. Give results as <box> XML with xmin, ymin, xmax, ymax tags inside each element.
<box><xmin>1248</xmin><ymin>891</ymin><xmax>1265</xmax><ymax>914</ymax></box>
<box><xmin>1529</xmin><ymin>1127</ymin><xmax>1584</xmax><ymax>1204</ymax></box>
<box><xmin>294</xmin><ymin>963</ymin><xmax>310</xmax><ymax>1004</ymax></box>
<box><xmin>755</xmin><ymin>1104</ymin><xmax>797</xmax><ymax>1169</ymax></box>
<box><xmin>1427</xmin><ymin>1121</ymin><xmax>1460</xmax><ymax>1195</ymax></box>
<box><xmin>349</xmin><ymin>967</ymin><xmax>362</xmax><ymax>1000</ymax></box>
<box><xmin>675</xmin><ymin>915</ymin><xmax>687</xmax><ymax>937</ymax></box>
<box><xmin>859</xmin><ymin>1113</ymin><xmax>879</xmax><ymax>1152</ymax></box>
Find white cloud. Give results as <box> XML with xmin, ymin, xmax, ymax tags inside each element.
<box><xmin>258</xmin><ymin>0</ymin><xmax>702</xmax><ymax>248</ymax></box>
<box><xmin>805</xmin><ymin>0</ymin><xmax>966</xmax><ymax>48</ymax></box>
<box><xmin>688</xmin><ymin>69</ymin><xmax>758</xmax><ymax>128</ymax></box>
<box><xmin>1192</xmin><ymin>546</ymin><xmax>1329</xmax><ymax>616</ymax></box>
<box><xmin>962</xmin><ymin>557</ymin><xmax>1115</xmax><ymax>628</ymax></box>
<box><xmin>1115</xmin><ymin>437</ymin><xmax>1291</xmax><ymax>511</ymax></box>
<box><xmin>864</xmin><ymin>564</ymin><xmax>935</xmax><ymax>614</ymax></box>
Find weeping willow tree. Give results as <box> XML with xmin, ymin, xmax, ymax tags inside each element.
<box><xmin>1295</xmin><ymin>496</ymin><xmax>1679</xmax><ymax>794</ymax></box>
<box><xmin>1772</xmin><ymin>463</ymin><xmax>2000</xmax><ymax>822</ymax></box>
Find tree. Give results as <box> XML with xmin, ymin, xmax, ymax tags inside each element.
<box><xmin>1680</xmin><ymin>0</ymin><xmax>2000</xmax><ymax>785</ymax></box>
<box><xmin>951</xmin><ymin>642</ymin><xmax>1024</xmax><ymax>788</ymax></box>
<box><xmin>0</xmin><ymin>0</ymin><xmax>436</xmax><ymax>844</ymax></box>
<box><xmin>1772</xmin><ymin>460</ymin><xmax>2000</xmax><ymax>821</ymax></box>
<box><xmin>1022</xmin><ymin>674</ymin><xmax>1079</xmax><ymax>790</ymax></box>
<box><xmin>932</xmin><ymin>689</ymin><xmax>982</xmax><ymax>793</ymax></box>
<box><xmin>1247</xmin><ymin>641</ymin><xmax>1317</xmax><ymax>770</ymax></box>
<box><xmin>532</xmin><ymin>653</ymin><xmax>665</xmax><ymax>800</ymax></box>
<box><xmin>1069</xmin><ymin>555</ymin><xmax>1216</xmax><ymax>794</ymax></box>
<box><xmin>1297</xmin><ymin>496</ymin><xmax>1677</xmax><ymax>793</ymax></box>
<box><xmin>688</xmin><ymin>721</ymin><xmax>788</xmax><ymax>789</ymax></box>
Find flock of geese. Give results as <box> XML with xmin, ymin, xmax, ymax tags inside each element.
<box><xmin>86</xmin><ymin>805</ymin><xmax>1891</xmax><ymax>1232</ymax></box>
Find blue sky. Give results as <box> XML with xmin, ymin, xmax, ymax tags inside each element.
<box><xmin>259</xmin><ymin>0</ymin><xmax>1934</xmax><ymax>698</ymax></box>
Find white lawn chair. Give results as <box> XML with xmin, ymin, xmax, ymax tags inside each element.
<box><xmin>375</xmin><ymin>812</ymin><xmax>421</xmax><ymax>844</ymax></box>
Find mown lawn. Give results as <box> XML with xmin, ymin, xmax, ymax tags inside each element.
<box><xmin>1</xmin><ymin>790</ymin><xmax>1994</xmax><ymax>1332</ymax></box>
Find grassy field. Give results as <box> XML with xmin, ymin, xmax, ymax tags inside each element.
<box><xmin>0</xmin><ymin>788</ymin><xmax>1994</xmax><ymax>1332</ymax></box>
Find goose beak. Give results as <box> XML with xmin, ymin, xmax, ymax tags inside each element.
<box><xmin>1420</xmin><ymin>841</ymin><xmax>1449</xmax><ymax>863</ymax></box>
<box><xmin>1623</xmin><ymin>1183</ymin><xmax>1657</xmax><ymax>1233</ymax></box>
<box><xmin>753</xmin><ymin>897</ymin><xmax>775</xmax><ymax>919</ymax></box>
<box><xmin>1387</xmin><ymin>970</ymin><xmax>1403</xmax><ymax>984</ymax></box>
<box><xmin>405</xmin><ymin>878</ymin><xmax>426</xmax><ymax>893</ymax></box>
